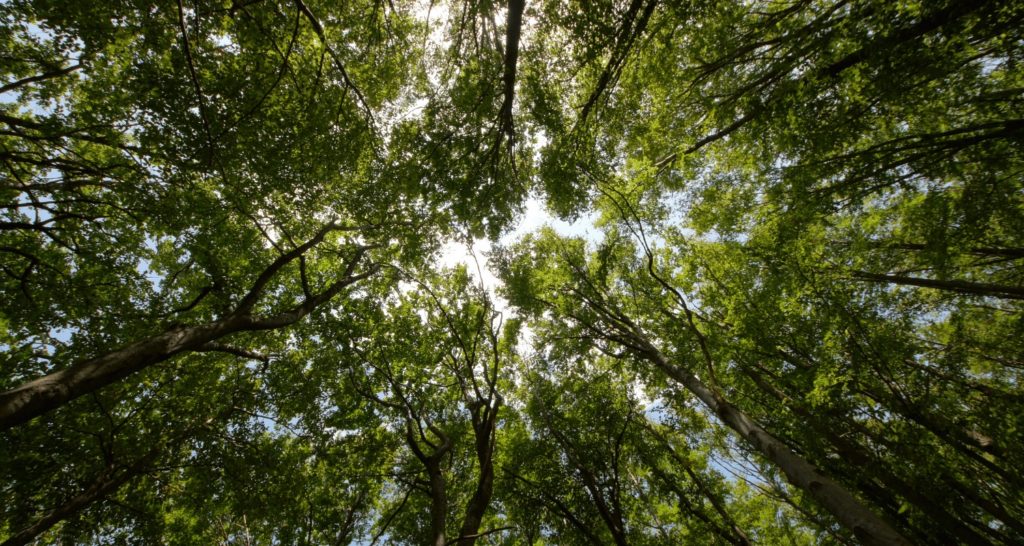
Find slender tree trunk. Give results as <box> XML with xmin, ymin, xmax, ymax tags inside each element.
<box><xmin>1</xmin><ymin>468</ymin><xmax>132</xmax><ymax>546</ymax></box>
<box><xmin>743</xmin><ymin>367</ymin><xmax>994</xmax><ymax>545</ymax></box>
<box><xmin>646</xmin><ymin>429</ymin><xmax>752</xmax><ymax>546</ymax></box>
<box><xmin>852</xmin><ymin>270</ymin><xmax>1024</xmax><ymax>300</ymax></box>
<box><xmin>945</xmin><ymin>477</ymin><xmax>1024</xmax><ymax>539</ymax></box>
<box><xmin>577</xmin><ymin>465</ymin><xmax>628</xmax><ymax>546</ymax></box>
<box><xmin>564</xmin><ymin>280</ymin><xmax>912</xmax><ymax>544</ymax></box>
<box><xmin>539</xmin><ymin>396</ymin><xmax>630</xmax><ymax>545</ymax></box>
<box><xmin>647</xmin><ymin>459</ymin><xmax>751</xmax><ymax>546</ymax></box>
<box><xmin>0</xmin><ymin>438</ymin><xmax>169</xmax><ymax>546</ymax></box>
<box><xmin>405</xmin><ymin>419</ymin><xmax>452</xmax><ymax>546</ymax></box>
<box><xmin>681</xmin><ymin>465</ymin><xmax>752</xmax><ymax>546</ymax></box>
<box><xmin>508</xmin><ymin>472</ymin><xmax>605</xmax><ymax>546</ymax></box>
<box><xmin>1</xmin><ymin>469</ymin><xmax>134</xmax><ymax>546</ymax></box>
<box><xmin>635</xmin><ymin>339</ymin><xmax>913</xmax><ymax>546</ymax></box>
<box><xmin>859</xmin><ymin>241</ymin><xmax>1024</xmax><ymax>259</ymax></box>
<box><xmin>852</xmin><ymin>380</ymin><xmax>1020</xmax><ymax>487</ymax></box>
<box><xmin>774</xmin><ymin>363</ymin><xmax>1024</xmax><ymax>541</ymax></box>
<box><xmin>823</xmin><ymin>0</ymin><xmax>983</xmax><ymax>77</ymax></box>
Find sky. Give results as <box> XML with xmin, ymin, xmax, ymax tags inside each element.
<box><xmin>437</xmin><ymin>195</ymin><xmax>600</xmax><ymax>311</ymax></box>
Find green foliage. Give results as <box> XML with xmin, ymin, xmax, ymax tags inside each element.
<box><xmin>2</xmin><ymin>0</ymin><xmax>1022</xmax><ymax>544</ymax></box>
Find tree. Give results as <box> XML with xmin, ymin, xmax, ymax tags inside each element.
<box><xmin>343</xmin><ymin>267</ymin><xmax>512</xmax><ymax>545</ymax></box>
<box><xmin>0</xmin><ymin>0</ymin><xmax>427</xmax><ymax>427</ymax></box>
<box><xmin>3</xmin><ymin>0</ymin><xmax>1022</xmax><ymax>543</ymax></box>
<box><xmin>496</xmin><ymin>228</ymin><xmax>912</xmax><ymax>545</ymax></box>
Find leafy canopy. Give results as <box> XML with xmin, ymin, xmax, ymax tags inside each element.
<box><xmin>2</xmin><ymin>0</ymin><xmax>1022</xmax><ymax>544</ymax></box>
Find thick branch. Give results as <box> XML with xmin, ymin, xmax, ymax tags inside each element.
<box><xmin>235</xmin><ymin>221</ymin><xmax>346</xmax><ymax>313</ymax></box>
<box><xmin>0</xmin><ymin>63</ymin><xmax>82</xmax><ymax>95</ymax></box>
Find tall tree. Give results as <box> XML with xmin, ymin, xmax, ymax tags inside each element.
<box><xmin>345</xmin><ymin>267</ymin><xmax>513</xmax><ymax>545</ymax></box>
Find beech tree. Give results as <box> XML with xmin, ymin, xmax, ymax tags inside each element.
<box><xmin>3</xmin><ymin>0</ymin><xmax>1022</xmax><ymax>544</ymax></box>
<box><xmin>346</xmin><ymin>268</ymin><xmax>511</xmax><ymax>545</ymax></box>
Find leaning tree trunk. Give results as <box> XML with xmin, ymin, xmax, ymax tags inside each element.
<box><xmin>0</xmin><ymin>262</ymin><xmax>377</xmax><ymax>430</ymax></box>
<box><xmin>743</xmin><ymin>366</ymin><xmax>994</xmax><ymax>545</ymax></box>
<box><xmin>852</xmin><ymin>270</ymin><xmax>1024</xmax><ymax>300</ymax></box>
<box><xmin>631</xmin><ymin>337</ymin><xmax>913</xmax><ymax>546</ymax></box>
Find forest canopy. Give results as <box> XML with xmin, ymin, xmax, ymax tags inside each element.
<box><xmin>1</xmin><ymin>0</ymin><xmax>1022</xmax><ymax>544</ymax></box>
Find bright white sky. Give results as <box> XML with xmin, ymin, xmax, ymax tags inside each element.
<box><xmin>437</xmin><ymin>195</ymin><xmax>600</xmax><ymax>311</ymax></box>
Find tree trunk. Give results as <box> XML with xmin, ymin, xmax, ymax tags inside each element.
<box><xmin>636</xmin><ymin>340</ymin><xmax>912</xmax><ymax>546</ymax></box>
<box><xmin>853</xmin><ymin>270</ymin><xmax>1024</xmax><ymax>300</ymax></box>
<box><xmin>0</xmin><ymin>316</ymin><xmax>248</xmax><ymax>430</ymax></box>
<box><xmin>577</xmin><ymin>465</ymin><xmax>628</xmax><ymax>546</ymax></box>
<box><xmin>0</xmin><ymin>265</ymin><xmax>376</xmax><ymax>430</ymax></box>
<box><xmin>456</xmin><ymin>406</ymin><xmax>498</xmax><ymax>546</ymax></box>
<box><xmin>646</xmin><ymin>458</ymin><xmax>752</xmax><ymax>546</ymax></box>
<box><xmin>426</xmin><ymin>459</ymin><xmax>448</xmax><ymax>546</ymax></box>
<box><xmin>455</xmin><ymin>468</ymin><xmax>493</xmax><ymax>546</ymax></box>
<box><xmin>743</xmin><ymin>366</ymin><xmax>993</xmax><ymax>545</ymax></box>
<box><xmin>405</xmin><ymin>420</ymin><xmax>452</xmax><ymax>546</ymax></box>
<box><xmin>0</xmin><ymin>439</ymin><xmax>167</xmax><ymax>546</ymax></box>
<box><xmin>496</xmin><ymin>0</ymin><xmax>526</xmax><ymax>137</ymax></box>
<box><xmin>1</xmin><ymin>469</ymin><xmax>134</xmax><ymax>546</ymax></box>
<box><xmin>860</xmin><ymin>241</ymin><xmax>1024</xmax><ymax>259</ymax></box>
